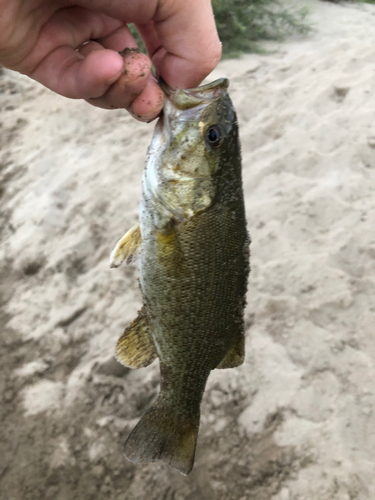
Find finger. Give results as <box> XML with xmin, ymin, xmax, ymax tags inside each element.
<box><xmin>134</xmin><ymin>21</ymin><xmax>168</xmax><ymax>78</ymax></box>
<box><xmin>87</xmin><ymin>50</ymin><xmax>164</xmax><ymax>121</ymax></box>
<box><xmin>78</xmin><ymin>40</ymin><xmax>104</xmax><ymax>57</ymax></box>
<box><xmin>20</xmin><ymin>7</ymin><xmax>123</xmax><ymax>74</ymax></box>
<box><xmin>135</xmin><ymin>21</ymin><xmax>162</xmax><ymax>61</ymax></box>
<box><xmin>87</xmin><ymin>50</ymin><xmax>151</xmax><ymax>109</ymax></box>
<box><xmin>97</xmin><ymin>25</ymin><xmax>138</xmax><ymax>52</ymax></box>
<box><xmin>30</xmin><ymin>46</ymin><xmax>124</xmax><ymax>99</ymax></box>
<box><xmin>152</xmin><ymin>0</ymin><xmax>222</xmax><ymax>89</ymax></box>
<box><xmin>129</xmin><ymin>77</ymin><xmax>164</xmax><ymax>122</ymax></box>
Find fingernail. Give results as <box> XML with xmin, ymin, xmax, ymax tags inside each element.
<box><xmin>122</xmin><ymin>53</ymin><xmax>151</xmax><ymax>82</ymax></box>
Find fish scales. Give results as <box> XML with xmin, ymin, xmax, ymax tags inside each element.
<box><xmin>110</xmin><ymin>78</ymin><xmax>250</xmax><ymax>475</ymax></box>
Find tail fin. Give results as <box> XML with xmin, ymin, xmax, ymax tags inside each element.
<box><xmin>124</xmin><ymin>396</ymin><xmax>200</xmax><ymax>475</ymax></box>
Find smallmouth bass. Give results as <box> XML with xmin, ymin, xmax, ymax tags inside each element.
<box><xmin>110</xmin><ymin>77</ymin><xmax>250</xmax><ymax>475</ymax></box>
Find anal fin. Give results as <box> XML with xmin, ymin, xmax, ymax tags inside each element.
<box><xmin>216</xmin><ymin>335</ymin><xmax>245</xmax><ymax>369</ymax></box>
<box><xmin>116</xmin><ymin>307</ymin><xmax>157</xmax><ymax>369</ymax></box>
<box><xmin>110</xmin><ymin>222</ymin><xmax>141</xmax><ymax>268</ymax></box>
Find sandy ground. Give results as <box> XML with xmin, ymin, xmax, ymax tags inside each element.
<box><xmin>1</xmin><ymin>0</ymin><xmax>375</xmax><ymax>498</ymax></box>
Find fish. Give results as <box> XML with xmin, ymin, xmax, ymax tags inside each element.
<box><xmin>110</xmin><ymin>77</ymin><xmax>250</xmax><ymax>475</ymax></box>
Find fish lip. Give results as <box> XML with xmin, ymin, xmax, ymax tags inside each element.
<box><xmin>186</xmin><ymin>77</ymin><xmax>229</xmax><ymax>93</ymax></box>
<box><xmin>159</xmin><ymin>78</ymin><xmax>230</xmax><ymax>111</ymax></box>
<box><xmin>159</xmin><ymin>77</ymin><xmax>229</xmax><ymax>96</ymax></box>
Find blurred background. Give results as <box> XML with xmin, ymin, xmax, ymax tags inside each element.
<box><xmin>1</xmin><ymin>0</ymin><xmax>375</xmax><ymax>498</ymax></box>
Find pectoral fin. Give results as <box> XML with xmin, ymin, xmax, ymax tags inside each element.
<box><xmin>116</xmin><ymin>307</ymin><xmax>157</xmax><ymax>369</ymax></box>
<box><xmin>110</xmin><ymin>222</ymin><xmax>141</xmax><ymax>268</ymax></box>
<box><xmin>216</xmin><ymin>335</ymin><xmax>245</xmax><ymax>369</ymax></box>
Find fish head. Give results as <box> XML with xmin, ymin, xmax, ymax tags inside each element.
<box><xmin>144</xmin><ymin>78</ymin><xmax>237</xmax><ymax>223</ymax></box>
<box><xmin>162</xmin><ymin>77</ymin><xmax>235</xmax><ymax>178</ymax></box>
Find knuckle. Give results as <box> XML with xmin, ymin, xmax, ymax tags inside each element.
<box><xmin>199</xmin><ymin>39</ymin><xmax>222</xmax><ymax>74</ymax></box>
<box><xmin>210</xmin><ymin>41</ymin><xmax>223</xmax><ymax>66</ymax></box>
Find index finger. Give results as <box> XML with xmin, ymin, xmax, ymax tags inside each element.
<box><xmin>141</xmin><ymin>0</ymin><xmax>222</xmax><ymax>89</ymax></box>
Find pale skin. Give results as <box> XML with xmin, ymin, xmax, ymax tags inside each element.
<box><xmin>0</xmin><ymin>0</ymin><xmax>222</xmax><ymax>121</ymax></box>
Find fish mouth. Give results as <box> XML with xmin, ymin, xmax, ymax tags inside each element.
<box><xmin>159</xmin><ymin>78</ymin><xmax>229</xmax><ymax>110</ymax></box>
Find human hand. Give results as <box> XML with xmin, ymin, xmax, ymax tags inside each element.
<box><xmin>0</xmin><ymin>0</ymin><xmax>221</xmax><ymax>121</ymax></box>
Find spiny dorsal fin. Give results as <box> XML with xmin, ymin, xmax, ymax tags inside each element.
<box><xmin>216</xmin><ymin>334</ymin><xmax>245</xmax><ymax>369</ymax></box>
<box><xmin>110</xmin><ymin>222</ymin><xmax>141</xmax><ymax>268</ymax></box>
<box><xmin>116</xmin><ymin>307</ymin><xmax>157</xmax><ymax>369</ymax></box>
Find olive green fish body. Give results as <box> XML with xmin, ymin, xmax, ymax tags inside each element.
<box><xmin>142</xmin><ymin>142</ymin><xmax>248</xmax><ymax>391</ymax></box>
<box><xmin>112</xmin><ymin>79</ymin><xmax>250</xmax><ymax>474</ymax></box>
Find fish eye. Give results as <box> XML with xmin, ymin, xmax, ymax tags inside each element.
<box><xmin>206</xmin><ymin>125</ymin><xmax>224</xmax><ymax>148</ymax></box>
